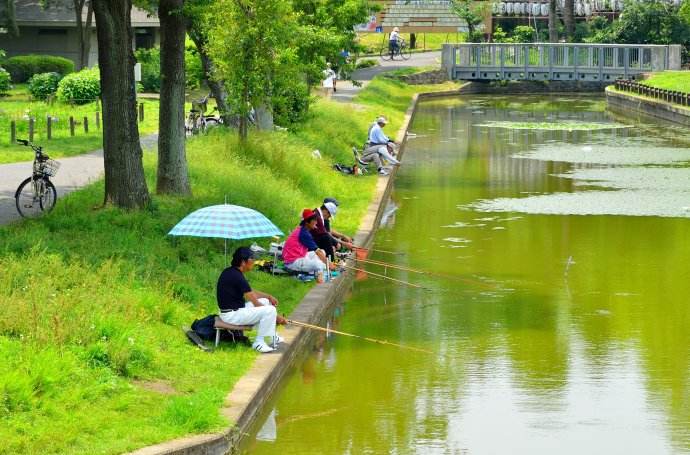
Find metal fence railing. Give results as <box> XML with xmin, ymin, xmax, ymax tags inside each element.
<box><xmin>614</xmin><ymin>79</ymin><xmax>690</xmax><ymax>107</ymax></box>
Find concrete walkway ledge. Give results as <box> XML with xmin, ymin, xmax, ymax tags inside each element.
<box><xmin>606</xmin><ymin>86</ymin><xmax>690</xmax><ymax>126</ymax></box>
<box><xmin>127</xmin><ymin>86</ymin><xmax>456</xmax><ymax>455</ymax></box>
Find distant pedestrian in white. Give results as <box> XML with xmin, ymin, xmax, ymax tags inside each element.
<box><xmin>322</xmin><ymin>62</ymin><xmax>336</xmax><ymax>98</ymax></box>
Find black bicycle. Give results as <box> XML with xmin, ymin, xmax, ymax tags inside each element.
<box><xmin>15</xmin><ymin>139</ymin><xmax>60</xmax><ymax>218</ymax></box>
<box><xmin>380</xmin><ymin>38</ymin><xmax>412</xmax><ymax>61</ymax></box>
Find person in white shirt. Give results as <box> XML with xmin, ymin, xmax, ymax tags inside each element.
<box><xmin>322</xmin><ymin>62</ymin><xmax>336</xmax><ymax>97</ymax></box>
<box><xmin>389</xmin><ymin>27</ymin><xmax>402</xmax><ymax>56</ymax></box>
<box><xmin>362</xmin><ymin>116</ymin><xmax>400</xmax><ymax>175</ymax></box>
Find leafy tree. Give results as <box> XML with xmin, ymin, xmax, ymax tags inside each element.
<box><xmin>450</xmin><ymin>0</ymin><xmax>485</xmax><ymax>42</ymax></box>
<box><xmin>585</xmin><ymin>0</ymin><xmax>690</xmax><ymax>46</ymax></box>
<box><xmin>209</xmin><ymin>0</ymin><xmax>297</xmax><ymax>139</ymax></box>
<box><xmin>612</xmin><ymin>0</ymin><xmax>690</xmax><ymax>45</ymax></box>
<box><xmin>563</xmin><ymin>0</ymin><xmax>575</xmax><ymax>40</ymax></box>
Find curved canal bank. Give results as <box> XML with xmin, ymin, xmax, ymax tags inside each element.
<box><xmin>239</xmin><ymin>94</ymin><xmax>690</xmax><ymax>454</ymax></box>
<box><xmin>128</xmin><ymin>87</ymin><xmax>468</xmax><ymax>455</ymax></box>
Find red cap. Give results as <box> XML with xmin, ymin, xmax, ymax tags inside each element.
<box><xmin>302</xmin><ymin>209</ymin><xmax>316</xmax><ymax>220</ymax></box>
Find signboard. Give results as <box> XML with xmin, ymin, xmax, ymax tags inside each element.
<box><xmin>355</xmin><ymin>14</ymin><xmax>378</xmax><ymax>32</ymax></box>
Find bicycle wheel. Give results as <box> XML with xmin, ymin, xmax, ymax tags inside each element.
<box><xmin>39</xmin><ymin>179</ymin><xmax>57</xmax><ymax>212</ymax></box>
<box><xmin>205</xmin><ymin>117</ymin><xmax>219</xmax><ymax>130</ymax></box>
<box><xmin>379</xmin><ymin>47</ymin><xmax>392</xmax><ymax>62</ymax></box>
<box><xmin>15</xmin><ymin>177</ymin><xmax>48</xmax><ymax>218</ymax></box>
<box><xmin>400</xmin><ymin>45</ymin><xmax>412</xmax><ymax>60</ymax></box>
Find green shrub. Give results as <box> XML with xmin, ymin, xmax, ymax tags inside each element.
<box><xmin>134</xmin><ymin>47</ymin><xmax>161</xmax><ymax>93</ymax></box>
<box><xmin>0</xmin><ymin>68</ymin><xmax>10</xmax><ymax>95</ymax></box>
<box><xmin>28</xmin><ymin>72</ymin><xmax>62</xmax><ymax>100</ymax></box>
<box><xmin>3</xmin><ymin>55</ymin><xmax>74</xmax><ymax>83</ymax></box>
<box><xmin>56</xmin><ymin>67</ymin><xmax>100</xmax><ymax>104</ymax></box>
<box><xmin>355</xmin><ymin>58</ymin><xmax>377</xmax><ymax>69</ymax></box>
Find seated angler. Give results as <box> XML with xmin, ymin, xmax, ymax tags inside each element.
<box><xmin>362</xmin><ymin>116</ymin><xmax>400</xmax><ymax>176</ymax></box>
<box><xmin>311</xmin><ymin>199</ymin><xmax>353</xmax><ymax>261</ymax></box>
<box><xmin>282</xmin><ymin>209</ymin><xmax>336</xmax><ymax>274</ymax></box>
<box><xmin>217</xmin><ymin>246</ymin><xmax>286</xmax><ymax>353</ymax></box>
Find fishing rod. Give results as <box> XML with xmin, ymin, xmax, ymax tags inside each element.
<box><xmin>341</xmin><ymin>264</ymin><xmax>429</xmax><ymax>290</ymax></box>
<box><xmin>353</xmin><ymin>246</ymin><xmax>405</xmax><ymax>256</ymax></box>
<box><xmin>286</xmin><ymin>318</ymin><xmax>432</xmax><ymax>354</ymax></box>
<box><xmin>356</xmin><ymin>257</ymin><xmax>495</xmax><ymax>289</ymax></box>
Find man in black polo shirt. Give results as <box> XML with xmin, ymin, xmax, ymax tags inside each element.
<box><xmin>217</xmin><ymin>247</ymin><xmax>285</xmax><ymax>353</ymax></box>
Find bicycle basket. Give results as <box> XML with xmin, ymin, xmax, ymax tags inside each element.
<box><xmin>39</xmin><ymin>159</ymin><xmax>61</xmax><ymax>177</ymax></box>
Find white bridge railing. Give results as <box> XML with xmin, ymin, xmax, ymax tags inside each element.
<box><xmin>442</xmin><ymin>43</ymin><xmax>682</xmax><ymax>82</ymax></box>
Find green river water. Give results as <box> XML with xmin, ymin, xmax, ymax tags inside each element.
<box><xmin>242</xmin><ymin>95</ymin><xmax>690</xmax><ymax>454</ymax></box>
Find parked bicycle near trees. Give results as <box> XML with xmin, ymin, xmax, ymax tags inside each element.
<box><xmin>14</xmin><ymin>139</ymin><xmax>60</xmax><ymax>218</ymax></box>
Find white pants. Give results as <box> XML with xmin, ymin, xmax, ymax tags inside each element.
<box><xmin>285</xmin><ymin>251</ymin><xmax>326</xmax><ymax>273</ymax></box>
<box><xmin>219</xmin><ymin>297</ymin><xmax>276</xmax><ymax>340</ymax></box>
<box><xmin>364</xmin><ymin>144</ymin><xmax>400</xmax><ymax>165</ymax></box>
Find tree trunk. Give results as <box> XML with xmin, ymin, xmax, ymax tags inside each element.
<box><xmin>564</xmin><ymin>0</ymin><xmax>575</xmax><ymax>40</ymax></box>
<box><xmin>157</xmin><ymin>0</ymin><xmax>190</xmax><ymax>196</ymax></box>
<box><xmin>188</xmin><ymin>28</ymin><xmax>233</xmax><ymax>126</ymax></box>
<box><xmin>73</xmin><ymin>0</ymin><xmax>93</xmax><ymax>70</ymax></box>
<box><xmin>548</xmin><ymin>0</ymin><xmax>559</xmax><ymax>43</ymax></box>
<box><xmin>93</xmin><ymin>0</ymin><xmax>149</xmax><ymax>209</ymax></box>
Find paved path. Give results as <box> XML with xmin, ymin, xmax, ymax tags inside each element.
<box><xmin>332</xmin><ymin>51</ymin><xmax>441</xmax><ymax>103</ymax></box>
<box><xmin>0</xmin><ymin>134</ymin><xmax>158</xmax><ymax>226</ymax></box>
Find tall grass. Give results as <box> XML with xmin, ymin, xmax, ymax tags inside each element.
<box><xmin>0</xmin><ymin>75</ymin><xmax>459</xmax><ymax>454</ymax></box>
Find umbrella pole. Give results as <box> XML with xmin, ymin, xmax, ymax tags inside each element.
<box><xmin>224</xmin><ymin>239</ymin><xmax>227</xmax><ymax>266</ymax></box>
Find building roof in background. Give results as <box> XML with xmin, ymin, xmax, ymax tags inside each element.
<box><xmin>14</xmin><ymin>0</ymin><xmax>159</xmax><ymax>27</ymax></box>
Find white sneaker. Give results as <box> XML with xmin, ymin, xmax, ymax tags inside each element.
<box><xmin>252</xmin><ymin>341</ymin><xmax>275</xmax><ymax>353</ymax></box>
<box><xmin>271</xmin><ymin>335</ymin><xmax>284</xmax><ymax>348</ymax></box>
<box><xmin>378</xmin><ymin>169</ymin><xmax>389</xmax><ymax>176</ymax></box>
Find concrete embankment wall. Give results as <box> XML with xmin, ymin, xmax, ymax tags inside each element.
<box><xmin>606</xmin><ymin>87</ymin><xmax>690</xmax><ymax>126</ymax></box>
<box><xmin>128</xmin><ymin>87</ymin><xmax>450</xmax><ymax>455</ymax></box>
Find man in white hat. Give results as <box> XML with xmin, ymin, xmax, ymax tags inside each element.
<box><xmin>389</xmin><ymin>27</ymin><xmax>401</xmax><ymax>57</ymax></box>
<box><xmin>362</xmin><ymin>116</ymin><xmax>400</xmax><ymax>176</ymax></box>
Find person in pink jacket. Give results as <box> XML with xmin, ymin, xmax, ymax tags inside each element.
<box><xmin>282</xmin><ymin>209</ymin><xmax>331</xmax><ymax>274</ymax></box>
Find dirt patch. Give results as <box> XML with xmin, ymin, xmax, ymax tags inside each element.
<box><xmin>133</xmin><ymin>379</ymin><xmax>177</xmax><ymax>395</ymax></box>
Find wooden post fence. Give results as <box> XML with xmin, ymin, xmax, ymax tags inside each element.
<box><xmin>47</xmin><ymin>115</ymin><xmax>52</xmax><ymax>140</ymax></box>
<box><xmin>138</xmin><ymin>103</ymin><xmax>144</xmax><ymax>123</ymax></box>
<box><xmin>28</xmin><ymin>117</ymin><xmax>34</xmax><ymax>142</ymax></box>
<box><xmin>83</xmin><ymin>116</ymin><xmax>89</xmax><ymax>133</ymax></box>
<box><xmin>96</xmin><ymin>111</ymin><xmax>100</xmax><ymax>129</ymax></box>
<box><xmin>69</xmin><ymin>116</ymin><xmax>75</xmax><ymax>137</ymax></box>
<box><xmin>10</xmin><ymin>120</ymin><xmax>16</xmax><ymax>144</ymax></box>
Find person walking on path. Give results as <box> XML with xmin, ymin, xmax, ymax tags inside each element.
<box><xmin>322</xmin><ymin>63</ymin><xmax>337</xmax><ymax>98</ymax></box>
<box><xmin>217</xmin><ymin>247</ymin><xmax>286</xmax><ymax>353</ymax></box>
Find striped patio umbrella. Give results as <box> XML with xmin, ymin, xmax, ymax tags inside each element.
<box><xmin>168</xmin><ymin>204</ymin><xmax>283</xmax><ymax>240</ymax></box>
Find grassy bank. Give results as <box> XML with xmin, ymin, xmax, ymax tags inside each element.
<box><xmin>0</xmin><ymin>74</ymin><xmax>459</xmax><ymax>454</ymax></box>
<box><xmin>0</xmin><ymin>85</ymin><xmax>159</xmax><ymax>164</ymax></box>
<box><xmin>640</xmin><ymin>71</ymin><xmax>690</xmax><ymax>93</ymax></box>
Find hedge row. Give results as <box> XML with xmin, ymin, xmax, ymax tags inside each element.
<box><xmin>2</xmin><ymin>55</ymin><xmax>75</xmax><ymax>83</ymax></box>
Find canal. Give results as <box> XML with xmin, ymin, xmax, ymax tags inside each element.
<box><xmin>242</xmin><ymin>95</ymin><xmax>690</xmax><ymax>454</ymax></box>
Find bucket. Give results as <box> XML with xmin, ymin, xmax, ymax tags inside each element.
<box><xmin>354</xmin><ymin>247</ymin><xmax>369</xmax><ymax>261</ymax></box>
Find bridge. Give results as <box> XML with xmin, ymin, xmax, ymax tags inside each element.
<box><xmin>442</xmin><ymin>43</ymin><xmax>682</xmax><ymax>82</ymax></box>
